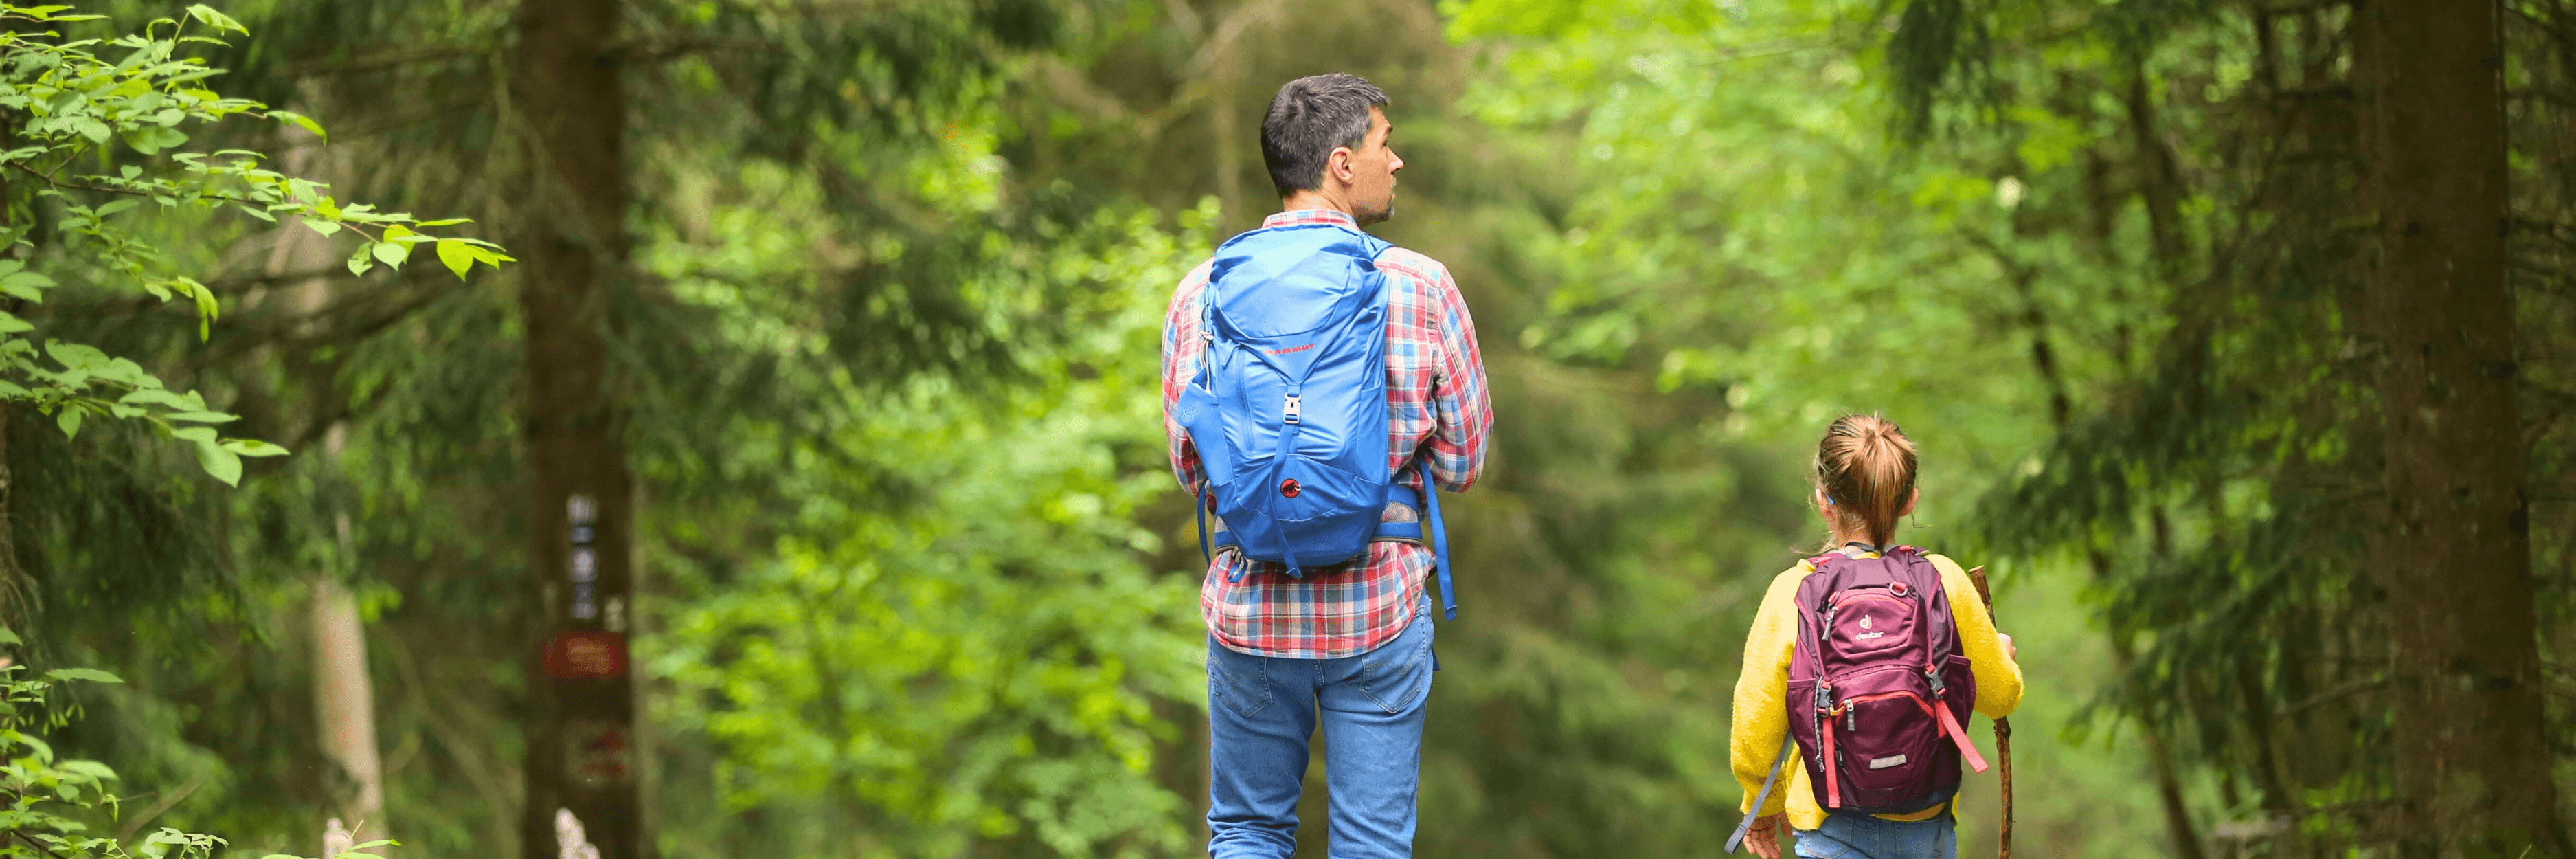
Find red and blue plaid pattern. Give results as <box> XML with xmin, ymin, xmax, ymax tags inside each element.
<box><xmin>1163</xmin><ymin>210</ymin><xmax>1493</xmax><ymax>658</ymax></box>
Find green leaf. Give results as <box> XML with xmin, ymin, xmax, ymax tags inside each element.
<box><xmin>0</xmin><ymin>311</ymin><xmax>29</xmax><ymax>333</ymax></box>
<box><xmin>71</xmin><ymin>118</ymin><xmax>108</xmax><ymax>144</ymax></box>
<box><xmin>370</xmin><ymin>240</ymin><xmax>408</xmax><ymax>269</ymax></box>
<box><xmin>0</xmin><ymin>627</ymin><xmax>24</xmax><ymax>646</ymax></box>
<box><xmin>222</xmin><ymin>438</ymin><xmax>289</xmax><ymax>457</ymax></box>
<box><xmin>416</xmin><ymin>218</ymin><xmax>470</xmax><ymax>227</ymax></box>
<box><xmin>436</xmin><ymin>238</ymin><xmax>475</xmax><ymax>280</ymax></box>
<box><xmin>55</xmin><ymin>405</ymin><xmax>79</xmax><ymax>439</ymax></box>
<box><xmin>44</xmin><ymin>668</ymin><xmax>120</xmax><ymax>684</ymax></box>
<box><xmin>300</xmin><ymin>217</ymin><xmax>341</xmax><ymax>238</ymax></box>
<box><xmin>47</xmin><ymin>341</ymin><xmax>109</xmax><ymax>369</ymax></box>
<box><xmin>15</xmin><ymin>730</ymin><xmax>54</xmax><ymax>762</ymax></box>
<box><xmin>347</xmin><ymin>243</ymin><xmax>376</xmax><ymax>276</ymax></box>
<box><xmin>168</xmin><ymin>426</ymin><xmax>218</xmax><ymax>443</ymax></box>
<box><xmin>183</xmin><ymin>5</ymin><xmax>246</xmax><ymax>34</ymax></box>
<box><xmin>119</xmin><ymin>389</ymin><xmax>196</xmax><ymax>408</ymax></box>
<box><xmin>91</xmin><ymin>199</ymin><xmax>135</xmax><ymax>218</ymax></box>
<box><xmin>121</xmin><ymin>126</ymin><xmax>164</xmax><ymax>155</ymax></box>
<box><xmin>190</xmin><ymin>280</ymin><xmax>218</xmax><ymax>340</ymax></box>
<box><xmin>269</xmin><ymin>109</ymin><xmax>325</xmax><ymax>144</ymax></box>
<box><xmin>0</xmin><ymin>270</ymin><xmax>54</xmax><ymax>302</ymax></box>
<box><xmin>60</xmin><ymin>759</ymin><xmax>116</xmax><ymax>781</ymax></box>
<box><xmin>163</xmin><ymin>410</ymin><xmax>238</xmax><ymax>423</ymax></box>
<box><xmin>93</xmin><ymin>357</ymin><xmax>152</xmax><ymax>386</ymax></box>
<box><xmin>194</xmin><ymin>438</ymin><xmax>241</xmax><ymax>486</ymax></box>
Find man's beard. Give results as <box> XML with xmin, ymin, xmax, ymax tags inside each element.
<box><xmin>1356</xmin><ymin>197</ymin><xmax>1394</xmax><ymax>226</ymax></box>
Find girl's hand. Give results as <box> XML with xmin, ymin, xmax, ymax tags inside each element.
<box><xmin>1998</xmin><ymin>632</ymin><xmax>2018</xmax><ymax>661</ymax></box>
<box><xmin>1747</xmin><ymin>814</ymin><xmax>1786</xmax><ymax>858</ymax></box>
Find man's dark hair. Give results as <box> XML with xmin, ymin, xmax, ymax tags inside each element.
<box><xmin>1261</xmin><ymin>74</ymin><xmax>1389</xmax><ymax>197</ymax></box>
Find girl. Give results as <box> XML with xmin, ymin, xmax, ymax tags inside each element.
<box><xmin>1732</xmin><ymin>415</ymin><xmax>2022</xmax><ymax>858</ymax></box>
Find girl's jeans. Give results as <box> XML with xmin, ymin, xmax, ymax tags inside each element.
<box><xmin>1205</xmin><ymin>600</ymin><xmax>1435</xmax><ymax>859</ymax></box>
<box><xmin>1794</xmin><ymin>810</ymin><xmax>1958</xmax><ymax>859</ymax></box>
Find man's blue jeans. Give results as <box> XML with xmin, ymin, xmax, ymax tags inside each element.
<box><xmin>1206</xmin><ymin>601</ymin><xmax>1435</xmax><ymax>859</ymax></box>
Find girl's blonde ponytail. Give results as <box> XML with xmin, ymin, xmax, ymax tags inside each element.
<box><xmin>1814</xmin><ymin>414</ymin><xmax>1919</xmax><ymax>549</ymax></box>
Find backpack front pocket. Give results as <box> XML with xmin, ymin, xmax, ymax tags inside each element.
<box><xmin>1831</xmin><ymin>689</ymin><xmax>1941</xmax><ymax>802</ymax></box>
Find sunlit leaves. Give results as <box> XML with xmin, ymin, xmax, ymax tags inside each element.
<box><xmin>181</xmin><ymin>4</ymin><xmax>244</xmax><ymax>35</ymax></box>
<box><xmin>0</xmin><ymin>3</ymin><xmax>510</xmax><ymax>484</ymax></box>
<box><xmin>433</xmin><ymin>237</ymin><xmax>510</xmax><ymax>279</ymax></box>
<box><xmin>265</xmin><ymin>109</ymin><xmax>324</xmax><ymax>142</ymax></box>
<box><xmin>43</xmin><ymin>668</ymin><xmax>120</xmax><ymax>684</ymax></box>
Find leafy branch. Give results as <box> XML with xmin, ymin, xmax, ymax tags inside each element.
<box><xmin>0</xmin><ymin>2</ymin><xmax>512</xmax><ymax>484</ymax></box>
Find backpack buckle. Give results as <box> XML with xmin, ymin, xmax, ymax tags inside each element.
<box><xmin>1283</xmin><ymin>394</ymin><xmax>1302</xmax><ymax>424</ymax></box>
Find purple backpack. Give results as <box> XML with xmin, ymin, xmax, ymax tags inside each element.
<box><xmin>1785</xmin><ymin>546</ymin><xmax>1987</xmax><ymax>814</ymax></box>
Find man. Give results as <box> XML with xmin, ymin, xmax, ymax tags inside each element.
<box><xmin>1161</xmin><ymin>73</ymin><xmax>1492</xmax><ymax>859</ymax></box>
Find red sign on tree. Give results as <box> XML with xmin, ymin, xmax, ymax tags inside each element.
<box><xmin>541</xmin><ymin>631</ymin><xmax>628</xmax><ymax>680</ymax></box>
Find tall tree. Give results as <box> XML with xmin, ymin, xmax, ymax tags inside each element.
<box><xmin>514</xmin><ymin>0</ymin><xmax>643</xmax><ymax>857</ymax></box>
<box><xmin>2354</xmin><ymin>0</ymin><xmax>2562</xmax><ymax>853</ymax></box>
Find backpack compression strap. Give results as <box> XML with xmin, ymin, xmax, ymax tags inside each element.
<box><xmin>1417</xmin><ymin>460</ymin><xmax>1458</xmax><ymax>621</ymax></box>
<box><xmin>1724</xmin><ymin>734</ymin><xmax>1798</xmax><ymax>854</ymax></box>
<box><xmin>1196</xmin><ymin>482</ymin><xmax>1212</xmax><ymax>566</ymax></box>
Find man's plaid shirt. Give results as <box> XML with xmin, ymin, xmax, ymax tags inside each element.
<box><xmin>1162</xmin><ymin>209</ymin><xmax>1493</xmax><ymax>659</ymax></box>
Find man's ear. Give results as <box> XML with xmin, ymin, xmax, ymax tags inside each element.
<box><xmin>1328</xmin><ymin>146</ymin><xmax>1355</xmax><ymax>185</ymax></box>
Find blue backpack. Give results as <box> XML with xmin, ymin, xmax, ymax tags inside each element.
<box><xmin>1173</xmin><ymin>222</ymin><xmax>1457</xmax><ymax>620</ymax></box>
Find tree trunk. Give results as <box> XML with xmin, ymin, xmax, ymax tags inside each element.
<box><xmin>2354</xmin><ymin>1</ymin><xmax>2564</xmax><ymax>854</ymax></box>
<box><xmin>312</xmin><ymin>427</ymin><xmax>381</xmax><ymax>848</ymax></box>
<box><xmin>310</xmin><ymin>572</ymin><xmax>383</xmax><ymax>838</ymax></box>
<box><xmin>513</xmin><ymin>1</ymin><xmax>643</xmax><ymax>858</ymax></box>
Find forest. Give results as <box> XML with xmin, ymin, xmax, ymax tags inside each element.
<box><xmin>0</xmin><ymin>0</ymin><xmax>2565</xmax><ymax>856</ymax></box>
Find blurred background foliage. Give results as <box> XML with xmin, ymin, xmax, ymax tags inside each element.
<box><xmin>10</xmin><ymin>0</ymin><xmax>2575</xmax><ymax>856</ymax></box>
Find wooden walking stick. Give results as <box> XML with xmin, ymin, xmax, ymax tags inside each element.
<box><xmin>1965</xmin><ymin>566</ymin><xmax>2013</xmax><ymax>859</ymax></box>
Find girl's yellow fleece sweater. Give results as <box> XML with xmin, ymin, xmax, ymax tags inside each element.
<box><xmin>1731</xmin><ymin>551</ymin><xmax>2023</xmax><ymax>831</ymax></box>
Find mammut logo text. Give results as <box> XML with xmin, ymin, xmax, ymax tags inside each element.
<box><xmin>1267</xmin><ymin>344</ymin><xmax>1315</xmax><ymax>355</ymax></box>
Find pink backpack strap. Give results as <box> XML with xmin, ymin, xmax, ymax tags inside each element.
<box><xmin>1935</xmin><ymin>698</ymin><xmax>1989</xmax><ymax>773</ymax></box>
